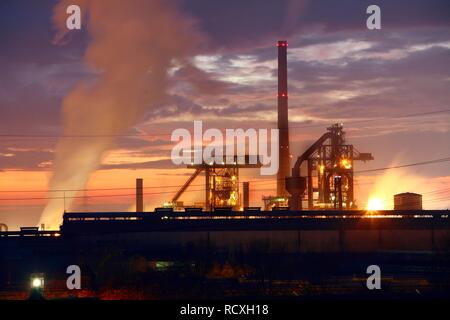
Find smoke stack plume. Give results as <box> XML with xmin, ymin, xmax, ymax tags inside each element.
<box><xmin>39</xmin><ymin>0</ymin><xmax>202</xmax><ymax>228</ymax></box>
<box><xmin>136</xmin><ymin>178</ymin><xmax>143</xmax><ymax>212</ymax></box>
<box><xmin>277</xmin><ymin>40</ymin><xmax>290</xmax><ymax>197</ymax></box>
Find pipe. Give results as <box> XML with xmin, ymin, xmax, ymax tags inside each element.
<box><xmin>287</xmin><ymin>132</ymin><xmax>333</xmax><ymax>210</ymax></box>
<box><xmin>243</xmin><ymin>182</ymin><xmax>250</xmax><ymax>208</ymax></box>
<box><xmin>136</xmin><ymin>178</ymin><xmax>143</xmax><ymax>212</ymax></box>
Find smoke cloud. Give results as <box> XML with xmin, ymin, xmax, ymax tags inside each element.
<box><xmin>40</xmin><ymin>0</ymin><xmax>202</xmax><ymax>228</ymax></box>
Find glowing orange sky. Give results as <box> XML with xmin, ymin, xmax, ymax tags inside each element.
<box><xmin>0</xmin><ymin>0</ymin><xmax>449</xmax><ymax>230</ymax></box>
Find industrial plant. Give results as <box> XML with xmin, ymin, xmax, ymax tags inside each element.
<box><xmin>1</xmin><ymin>40</ymin><xmax>449</xmax><ymax>301</ymax></box>
<box><xmin>165</xmin><ymin>41</ymin><xmax>374</xmax><ymax>213</ymax></box>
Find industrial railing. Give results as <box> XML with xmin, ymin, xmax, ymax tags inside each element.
<box><xmin>61</xmin><ymin>209</ymin><xmax>450</xmax><ymax>222</ymax></box>
<box><xmin>0</xmin><ymin>230</ymin><xmax>61</xmax><ymax>238</ymax></box>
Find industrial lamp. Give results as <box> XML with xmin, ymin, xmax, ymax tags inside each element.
<box><xmin>30</xmin><ymin>273</ymin><xmax>45</xmax><ymax>290</ymax></box>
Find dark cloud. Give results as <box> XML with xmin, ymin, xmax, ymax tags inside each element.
<box><xmin>0</xmin><ymin>0</ymin><xmax>449</xmax><ymax>174</ymax></box>
<box><xmin>182</xmin><ymin>0</ymin><xmax>450</xmax><ymax>52</ymax></box>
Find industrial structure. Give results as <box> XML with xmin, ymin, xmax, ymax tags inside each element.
<box><xmin>171</xmin><ymin>156</ymin><xmax>261</xmax><ymax>211</ymax></box>
<box><xmin>172</xmin><ymin>40</ymin><xmax>292</xmax><ymax>211</ymax></box>
<box><xmin>394</xmin><ymin>192</ymin><xmax>423</xmax><ymax>210</ymax></box>
<box><xmin>242</xmin><ymin>182</ymin><xmax>250</xmax><ymax>208</ymax></box>
<box><xmin>277</xmin><ymin>40</ymin><xmax>291</xmax><ymax>198</ymax></box>
<box><xmin>1</xmin><ymin>40</ymin><xmax>450</xmax><ymax>301</ymax></box>
<box><xmin>262</xmin><ymin>41</ymin><xmax>373</xmax><ymax>211</ymax></box>
<box><xmin>286</xmin><ymin>124</ymin><xmax>373</xmax><ymax>210</ymax></box>
<box><xmin>169</xmin><ymin>40</ymin><xmax>373</xmax><ymax>212</ymax></box>
<box><xmin>136</xmin><ymin>178</ymin><xmax>144</xmax><ymax>212</ymax></box>
<box><xmin>262</xmin><ymin>41</ymin><xmax>291</xmax><ymax>210</ymax></box>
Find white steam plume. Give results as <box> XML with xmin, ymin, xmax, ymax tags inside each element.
<box><xmin>40</xmin><ymin>0</ymin><xmax>202</xmax><ymax>228</ymax></box>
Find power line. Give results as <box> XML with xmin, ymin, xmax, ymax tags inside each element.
<box><xmin>1</xmin><ymin>155</ymin><xmax>450</xmax><ymax>196</ymax></box>
<box><xmin>0</xmin><ymin>184</ymin><xmax>277</xmax><ymax>201</ymax></box>
<box><xmin>1</xmin><ymin>179</ymin><xmax>450</xmax><ymax>203</ymax></box>
<box><xmin>354</xmin><ymin>157</ymin><xmax>450</xmax><ymax>173</ymax></box>
<box><xmin>0</xmin><ymin>178</ymin><xmax>276</xmax><ymax>194</ymax></box>
<box><xmin>0</xmin><ymin>187</ymin><xmax>211</xmax><ymax>201</ymax></box>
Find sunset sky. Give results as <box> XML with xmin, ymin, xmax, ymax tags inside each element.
<box><xmin>0</xmin><ymin>0</ymin><xmax>449</xmax><ymax>229</ymax></box>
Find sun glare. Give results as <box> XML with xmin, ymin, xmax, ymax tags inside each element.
<box><xmin>367</xmin><ymin>197</ymin><xmax>384</xmax><ymax>211</ymax></box>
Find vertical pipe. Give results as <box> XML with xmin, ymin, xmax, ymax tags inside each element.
<box><xmin>333</xmin><ymin>176</ymin><xmax>337</xmax><ymax>209</ymax></box>
<box><xmin>243</xmin><ymin>182</ymin><xmax>250</xmax><ymax>208</ymax></box>
<box><xmin>307</xmin><ymin>159</ymin><xmax>313</xmax><ymax>209</ymax></box>
<box><xmin>348</xmin><ymin>173</ymin><xmax>353</xmax><ymax>209</ymax></box>
<box><xmin>136</xmin><ymin>178</ymin><xmax>143</xmax><ymax>212</ymax></box>
<box><xmin>205</xmin><ymin>169</ymin><xmax>210</xmax><ymax>211</ymax></box>
<box><xmin>277</xmin><ymin>40</ymin><xmax>290</xmax><ymax>197</ymax></box>
<box><xmin>334</xmin><ymin>175</ymin><xmax>343</xmax><ymax>210</ymax></box>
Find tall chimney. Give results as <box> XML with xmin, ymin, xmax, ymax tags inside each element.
<box><xmin>136</xmin><ymin>178</ymin><xmax>143</xmax><ymax>212</ymax></box>
<box><xmin>243</xmin><ymin>182</ymin><xmax>250</xmax><ymax>208</ymax></box>
<box><xmin>277</xmin><ymin>40</ymin><xmax>290</xmax><ymax>197</ymax></box>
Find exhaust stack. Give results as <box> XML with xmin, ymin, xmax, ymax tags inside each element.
<box><xmin>277</xmin><ymin>40</ymin><xmax>290</xmax><ymax>197</ymax></box>
<box><xmin>136</xmin><ymin>178</ymin><xmax>143</xmax><ymax>212</ymax></box>
<box><xmin>243</xmin><ymin>182</ymin><xmax>250</xmax><ymax>208</ymax></box>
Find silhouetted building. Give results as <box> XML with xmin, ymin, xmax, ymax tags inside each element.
<box><xmin>394</xmin><ymin>192</ymin><xmax>422</xmax><ymax>210</ymax></box>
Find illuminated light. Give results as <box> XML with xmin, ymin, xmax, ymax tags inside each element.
<box><xmin>340</xmin><ymin>158</ymin><xmax>352</xmax><ymax>169</ymax></box>
<box><xmin>367</xmin><ymin>197</ymin><xmax>384</xmax><ymax>211</ymax></box>
<box><xmin>319</xmin><ymin>165</ymin><xmax>325</xmax><ymax>174</ymax></box>
<box><xmin>31</xmin><ymin>277</ymin><xmax>44</xmax><ymax>289</ymax></box>
<box><xmin>276</xmin><ymin>41</ymin><xmax>288</xmax><ymax>47</ymax></box>
<box><xmin>32</xmin><ymin>278</ymin><xmax>42</xmax><ymax>288</ymax></box>
<box><xmin>162</xmin><ymin>201</ymin><xmax>174</xmax><ymax>208</ymax></box>
<box><xmin>231</xmin><ymin>175</ymin><xmax>236</xmax><ymax>181</ymax></box>
<box><xmin>54</xmin><ymin>232</ymin><xmax>61</xmax><ymax>237</ymax></box>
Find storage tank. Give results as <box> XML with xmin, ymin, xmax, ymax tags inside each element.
<box><xmin>394</xmin><ymin>192</ymin><xmax>422</xmax><ymax>210</ymax></box>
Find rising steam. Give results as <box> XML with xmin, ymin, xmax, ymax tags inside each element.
<box><xmin>40</xmin><ymin>0</ymin><xmax>202</xmax><ymax>228</ymax></box>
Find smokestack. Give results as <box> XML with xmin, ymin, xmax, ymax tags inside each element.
<box><xmin>136</xmin><ymin>178</ymin><xmax>143</xmax><ymax>212</ymax></box>
<box><xmin>277</xmin><ymin>40</ymin><xmax>290</xmax><ymax>197</ymax></box>
<box><xmin>243</xmin><ymin>182</ymin><xmax>250</xmax><ymax>208</ymax></box>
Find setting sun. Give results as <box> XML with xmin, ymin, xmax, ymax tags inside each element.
<box><xmin>367</xmin><ymin>197</ymin><xmax>384</xmax><ymax>211</ymax></box>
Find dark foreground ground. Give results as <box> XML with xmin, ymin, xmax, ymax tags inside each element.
<box><xmin>1</xmin><ymin>239</ymin><xmax>449</xmax><ymax>300</ymax></box>
<box><xmin>1</xmin><ymin>210</ymin><xmax>449</xmax><ymax>300</ymax></box>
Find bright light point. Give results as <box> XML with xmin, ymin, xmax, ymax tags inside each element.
<box><xmin>367</xmin><ymin>198</ymin><xmax>384</xmax><ymax>211</ymax></box>
<box><xmin>32</xmin><ymin>278</ymin><xmax>42</xmax><ymax>288</ymax></box>
<box><xmin>340</xmin><ymin>158</ymin><xmax>352</xmax><ymax>169</ymax></box>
